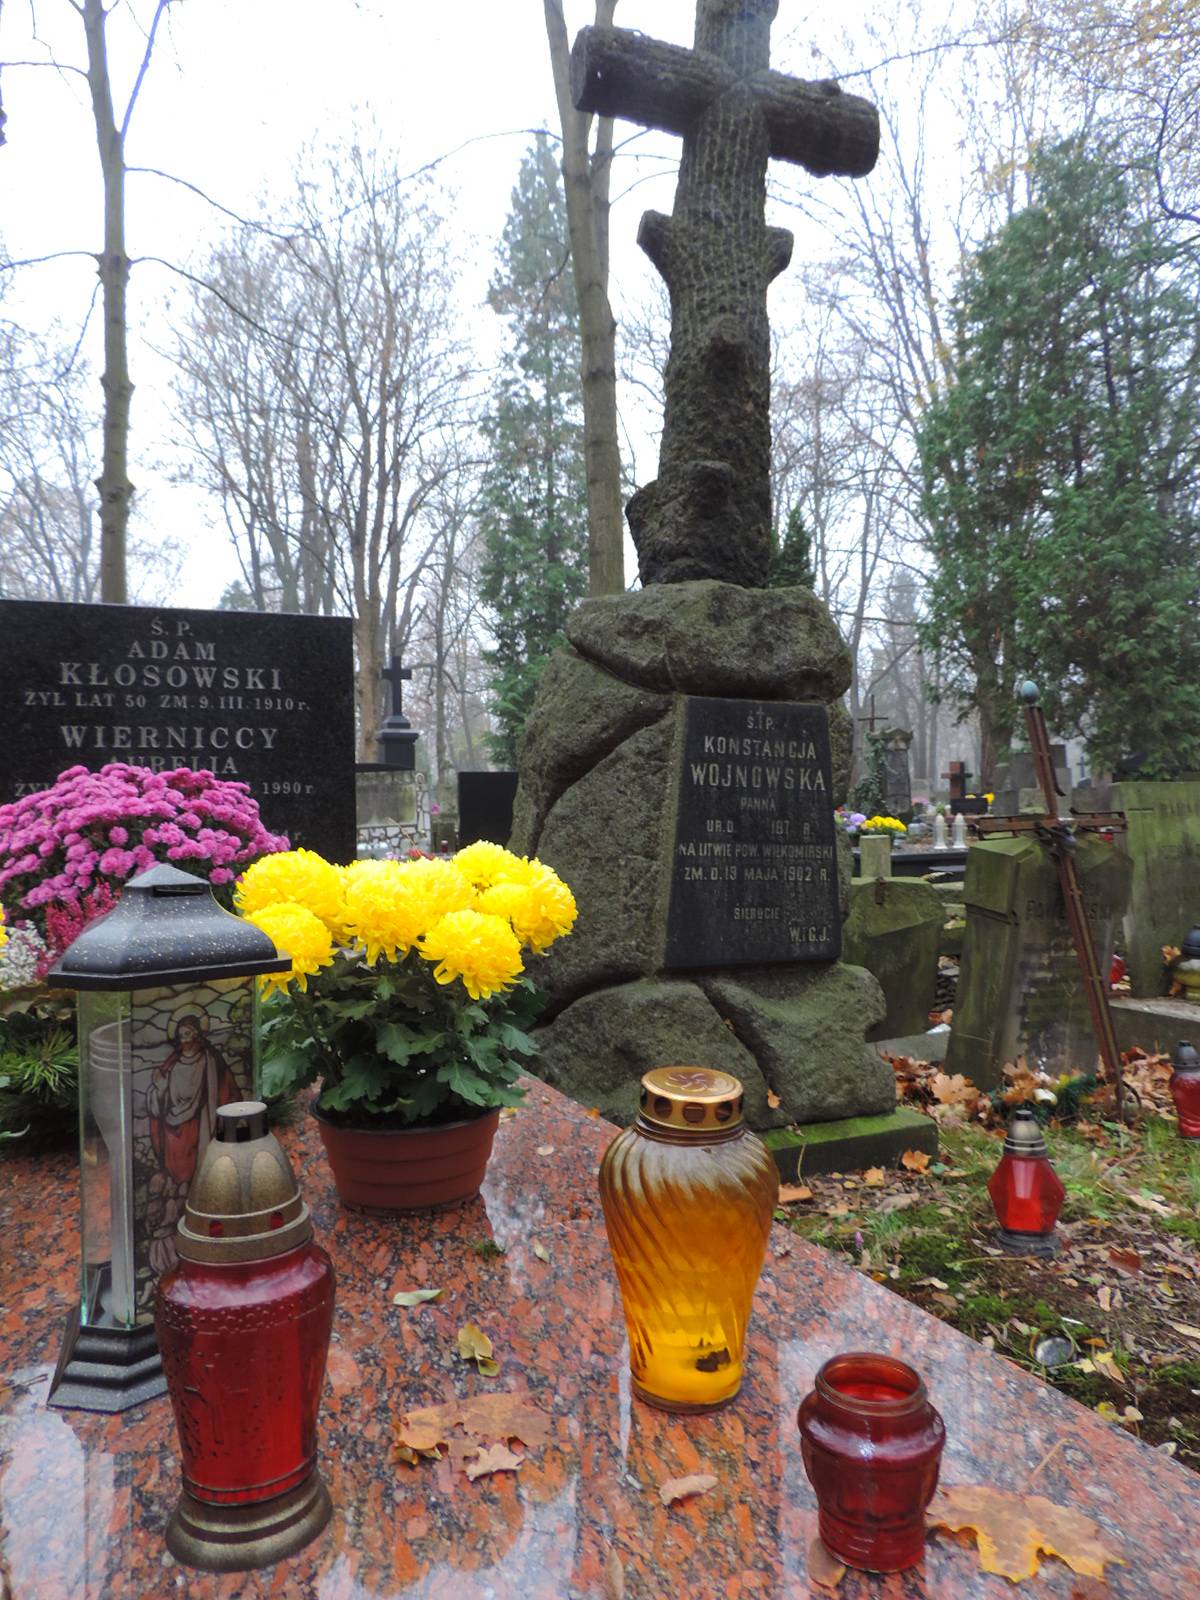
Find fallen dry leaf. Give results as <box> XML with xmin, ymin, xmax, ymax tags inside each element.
<box><xmin>536</xmin><ymin>1143</ymin><xmax>555</xmax><ymax>1156</ymax></box>
<box><xmin>807</xmin><ymin>1535</ymin><xmax>846</xmax><ymax>1590</ymax></box>
<box><xmin>928</xmin><ymin>1484</ymin><xmax>1123</xmax><ymax>1582</ymax></box>
<box><xmin>395</xmin><ymin>1390</ymin><xmax>551</xmax><ymax>1460</ymax></box>
<box><xmin>658</xmin><ymin>1472</ymin><xmax>718</xmax><ymax>1507</ymax></box>
<box><xmin>901</xmin><ymin>1148</ymin><xmax>932</xmax><ymax>1174</ymax></box>
<box><xmin>464</xmin><ymin>1442</ymin><xmax>524</xmax><ymax>1481</ymax></box>
<box><xmin>863</xmin><ymin>1166</ymin><xmax>886</xmax><ymax>1187</ymax></box>
<box><xmin>585</xmin><ymin>1106</ymin><xmax>601</xmax><ymax>1118</ymax></box>
<box><xmin>1091</xmin><ymin>1350</ymin><xmax>1125</xmax><ymax>1385</ymax></box>
<box><xmin>1126</xmin><ymin>1191</ymin><xmax>1174</xmax><ymax>1218</ymax></box>
<box><xmin>1107</xmin><ymin>1246</ymin><xmax>1142</xmax><ymax>1274</ymax></box>
<box><xmin>1096</xmin><ymin>1286</ymin><xmax>1112</xmax><ymax>1313</ymax></box>
<box><xmin>531</xmin><ymin>1240</ymin><xmax>550</xmax><ymax>1263</ymax></box>
<box><xmin>603</xmin><ymin>1547</ymin><xmax>626</xmax><ymax>1600</ymax></box>
<box><xmin>778</xmin><ymin>1182</ymin><xmax>813</xmax><ymax>1203</ymax></box>
<box><xmin>766</xmin><ymin>1087</ymin><xmax>781</xmax><ymax>1109</ymax></box>
<box><xmin>456</xmin><ymin>1322</ymin><xmax>500</xmax><ymax>1376</ymax></box>
<box><xmin>392</xmin><ymin>1288</ymin><xmax>443</xmax><ymax>1307</ymax></box>
<box><xmin>1167</xmin><ymin>1320</ymin><xmax>1200</xmax><ymax>1345</ymax></box>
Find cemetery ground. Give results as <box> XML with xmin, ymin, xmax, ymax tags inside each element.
<box><xmin>775</xmin><ymin>1049</ymin><xmax>1200</xmax><ymax>1472</ymax></box>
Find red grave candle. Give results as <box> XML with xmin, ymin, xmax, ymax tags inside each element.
<box><xmin>987</xmin><ymin>1108</ymin><xmax>1065</xmax><ymax>1255</ymax></box>
<box><xmin>155</xmin><ymin>1102</ymin><xmax>334</xmax><ymax>1572</ymax></box>
<box><xmin>798</xmin><ymin>1352</ymin><xmax>945</xmax><ymax>1572</ymax></box>
<box><xmin>1170</xmin><ymin>1041</ymin><xmax>1200</xmax><ymax>1139</ymax></box>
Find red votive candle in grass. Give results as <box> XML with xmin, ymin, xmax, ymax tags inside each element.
<box><xmin>798</xmin><ymin>1352</ymin><xmax>945</xmax><ymax>1573</ymax></box>
<box><xmin>1170</xmin><ymin>1041</ymin><xmax>1200</xmax><ymax>1138</ymax></box>
<box><xmin>987</xmin><ymin>1108</ymin><xmax>1065</xmax><ymax>1255</ymax></box>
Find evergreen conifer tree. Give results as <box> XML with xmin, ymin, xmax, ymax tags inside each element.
<box><xmin>479</xmin><ymin>135</ymin><xmax>589</xmax><ymax>764</ymax></box>
<box><xmin>768</xmin><ymin>505</ymin><xmax>816</xmax><ymax>589</ymax></box>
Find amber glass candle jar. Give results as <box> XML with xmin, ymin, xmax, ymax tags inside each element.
<box><xmin>798</xmin><ymin>1352</ymin><xmax>945</xmax><ymax>1572</ymax></box>
<box><xmin>598</xmin><ymin>1066</ymin><xmax>778</xmax><ymax>1413</ymax></box>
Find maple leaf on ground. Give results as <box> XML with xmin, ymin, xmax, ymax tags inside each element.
<box><xmin>901</xmin><ymin>1148</ymin><xmax>932</xmax><ymax>1174</ymax></box>
<box><xmin>863</xmin><ymin>1166</ymin><xmax>886</xmax><ymax>1188</ymax></box>
<box><xmin>927</xmin><ymin>1485</ymin><xmax>1123</xmax><ymax>1582</ymax></box>
<box><xmin>778</xmin><ymin>1182</ymin><xmax>813</xmax><ymax>1203</ymax></box>
<box><xmin>395</xmin><ymin>1390</ymin><xmax>551</xmax><ymax>1463</ymax></box>
<box><xmin>464</xmin><ymin>1442</ymin><xmax>524</xmax><ymax>1481</ymax></box>
<box><xmin>658</xmin><ymin>1472</ymin><xmax>718</xmax><ymax>1507</ymax></box>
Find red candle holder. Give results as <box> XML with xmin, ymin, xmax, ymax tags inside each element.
<box><xmin>155</xmin><ymin>1102</ymin><xmax>335</xmax><ymax>1572</ymax></box>
<box><xmin>798</xmin><ymin>1352</ymin><xmax>945</xmax><ymax>1572</ymax></box>
<box><xmin>987</xmin><ymin>1109</ymin><xmax>1065</xmax><ymax>1256</ymax></box>
<box><xmin>1170</xmin><ymin>1041</ymin><xmax>1200</xmax><ymax>1139</ymax></box>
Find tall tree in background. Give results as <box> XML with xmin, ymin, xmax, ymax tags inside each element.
<box><xmin>479</xmin><ymin>134</ymin><xmax>589</xmax><ymax>764</ymax></box>
<box><xmin>543</xmin><ymin>0</ymin><xmax>624</xmax><ymax>595</ymax></box>
<box><xmin>767</xmin><ymin>506</ymin><xmax>815</xmax><ymax>589</ymax></box>
<box><xmin>918</xmin><ymin>138</ymin><xmax>1200</xmax><ymax>779</ymax></box>
<box><xmin>174</xmin><ymin>147</ymin><xmax>471</xmax><ymax>758</ymax></box>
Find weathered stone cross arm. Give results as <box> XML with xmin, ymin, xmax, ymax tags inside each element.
<box><xmin>570</xmin><ymin>25</ymin><xmax>878</xmax><ymax>180</ymax></box>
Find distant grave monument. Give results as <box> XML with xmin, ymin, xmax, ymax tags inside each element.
<box><xmin>511</xmin><ymin>1</ymin><xmax>897</xmax><ymax>1133</ymax></box>
<box><xmin>0</xmin><ymin>599</ymin><xmax>356</xmax><ymax>861</ymax></box>
<box><xmin>1112</xmin><ymin>779</ymin><xmax>1200</xmax><ymax>996</ymax></box>
<box><xmin>877</xmin><ymin>727</ymin><xmax>913</xmax><ymax>822</ymax></box>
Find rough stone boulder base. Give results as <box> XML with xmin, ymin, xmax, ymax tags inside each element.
<box><xmin>703</xmin><ymin>965</ymin><xmax>892</xmax><ymax>1126</ymax></box>
<box><xmin>533</xmin><ymin>979</ymin><xmax>770</xmax><ymax>1125</ymax></box>
<box><xmin>566</xmin><ymin>581</ymin><xmax>852</xmax><ymax>702</ymax></box>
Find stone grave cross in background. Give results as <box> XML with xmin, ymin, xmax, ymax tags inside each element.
<box><xmin>572</xmin><ymin>0</ymin><xmax>877</xmax><ymax>586</ymax></box>
<box><xmin>508</xmin><ymin>4</ymin><xmax>941</xmax><ymax>1167</ymax></box>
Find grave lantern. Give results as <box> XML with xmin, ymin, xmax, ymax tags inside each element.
<box><xmin>1170</xmin><ymin>1041</ymin><xmax>1200</xmax><ymax>1138</ymax></box>
<box><xmin>46</xmin><ymin>865</ymin><xmax>289</xmax><ymax>1412</ymax></box>
<box><xmin>1174</xmin><ymin>925</ymin><xmax>1200</xmax><ymax>1004</ymax></box>
<box><xmin>156</xmin><ymin>1100</ymin><xmax>335</xmax><ymax>1571</ymax></box>
<box><xmin>987</xmin><ymin>1108</ymin><xmax>1065</xmax><ymax>1257</ymax></box>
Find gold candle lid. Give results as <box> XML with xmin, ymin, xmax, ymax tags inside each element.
<box><xmin>638</xmin><ymin>1066</ymin><xmax>745</xmax><ymax>1132</ymax></box>
<box><xmin>176</xmin><ymin>1101</ymin><xmax>313</xmax><ymax>1265</ymax></box>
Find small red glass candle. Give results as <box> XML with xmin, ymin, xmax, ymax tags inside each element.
<box><xmin>155</xmin><ymin>1102</ymin><xmax>335</xmax><ymax>1572</ymax></box>
<box><xmin>1170</xmin><ymin>1041</ymin><xmax>1200</xmax><ymax>1138</ymax></box>
<box><xmin>987</xmin><ymin>1108</ymin><xmax>1065</xmax><ymax>1256</ymax></box>
<box><xmin>798</xmin><ymin>1353</ymin><xmax>945</xmax><ymax>1572</ymax></box>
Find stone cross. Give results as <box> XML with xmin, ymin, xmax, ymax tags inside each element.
<box><xmin>382</xmin><ymin>659</ymin><xmax>413</xmax><ymax>720</ymax></box>
<box><xmin>571</xmin><ymin>0</ymin><xmax>878</xmax><ymax>588</ymax></box>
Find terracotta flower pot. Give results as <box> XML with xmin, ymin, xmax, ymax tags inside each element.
<box><xmin>312</xmin><ymin>1104</ymin><xmax>501</xmax><ymax>1212</ymax></box>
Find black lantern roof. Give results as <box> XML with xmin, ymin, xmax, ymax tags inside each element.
<box><xmin>47</xmin><ymin>865</ymin><xmax>291</xmax><ymax>991</ymax></box>
<box><xmin>1182</xmin><ymin>926</ymin><xmax>1200</xmax><ymax>961</ymax></box>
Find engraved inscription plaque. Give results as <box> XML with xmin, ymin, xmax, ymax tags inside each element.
<box><xmin>663</xmin><ymin>697</ymin><xmax>841</xmax><ymax>969</ymax></box>
<box><xmin>0</xmin><ymin>599</ymin><xmax>355</xmax><ymax>861</ymax></box>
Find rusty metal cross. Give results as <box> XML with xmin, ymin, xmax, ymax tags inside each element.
<box><xmin>571</xmin><ymin>0</ymin><xmax>878</xmax><ymax>588</ymax></box>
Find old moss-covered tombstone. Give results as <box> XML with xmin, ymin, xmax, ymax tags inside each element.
<box><xmin>843</xmin><ymin>876</ymin><xmax>943</xmax><ymax>1041</ymax></box>
<box><xmin>946</xmin><ymin>835</ymin><xmax>1132</xmax><ymax>1090</ymax></box>
<box><xmin>512</xmin><ymin>1</ymin><xmax>891</xmax><ymax>1130</ymax></box>
<box><xmin>1111</xmin><ymin>780</ymin><xmax>1200</xmax><ymax>997</ymax></box>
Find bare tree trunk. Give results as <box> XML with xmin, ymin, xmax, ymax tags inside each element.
<box><xmin>82</xmin><ymin>0</ymin><xmax>130</xmax><ymax>603</ymax></box>
<box><xmin>544</xmin><ymin>0</ymin><xmax>625</xmax><ymax>596</ymax></box>
<box><xmin>80</xmin><ymin>0</ymin><xmax>169</xmax><ymax>604</ymax></box>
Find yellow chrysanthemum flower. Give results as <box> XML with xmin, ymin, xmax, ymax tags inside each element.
<box><xmin>419</xmin><ymin>909</ymin><xmax>523</xmax><ymax>1000</ymax></box>
<box><xmin>453</xmin><ymin>839</ymin><xmax>524</xmax><ymax>890</ymax></box>
<box><xmin>246</xmin><ymin>901</ymin><xmax>335</xmax><ymax>995</ymax></box>
<box><xmin>475</xmin><ymin>880</ymin><xmax>533</xmax><ymax>925</ymax></box>
<box><xmin>402</xmin><ymin>855</ymin><xmax>475</xmax><ymax>921</ymax></box>
<box><xmin>236</xmin><ymin>849</ymin><xmax>345</xmax><ymax>932</ymax></box>
<box><xmin>342</xmin><ymin>866</ymin><xmax>429</xmax><ymax>965</ymax></box>
<box><xmin>0</xmin><ymin>906</ymin><xmax>7</xmax><ymax>954</ymax></box>
<box><xmin>509</xmin><ymin>864</ymin><xmax>577</xmax><ymax>953</ymax></box>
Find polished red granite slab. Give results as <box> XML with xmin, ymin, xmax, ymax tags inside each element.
<box><xmin>1</xmin><ymin>1078</ymin><xmax>1197</xmax><ymax>1599</ymax></box>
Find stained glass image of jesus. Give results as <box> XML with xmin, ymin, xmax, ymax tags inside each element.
<box><xmin>146</xmin><ymin>1013</ymin><xmax>239</xmax><ymax>1187</ymax></box>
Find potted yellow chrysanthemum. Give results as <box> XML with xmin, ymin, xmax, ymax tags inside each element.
<box><xmin>235</xmin><ymin>841</ymin><xmax>576</xmax><ymax>1211</ymax></box>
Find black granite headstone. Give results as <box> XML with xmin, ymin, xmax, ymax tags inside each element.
<box><xmin>663</xmin><ymin>697</ymin><xmax>841</xmax><ymax>969</ymax></box>
<box><xmin>0</xmin><ymin>599</ymin><xmax>355</xmax><ymax>861</ymax></box>
<box><xmin>457</xmin><ymin>770</ymin><xmax>519</xmax><ymax>849</ymax></box>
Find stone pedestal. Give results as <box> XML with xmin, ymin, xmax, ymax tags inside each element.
<box><xmin>858</xmin><ymin>835</ymin><xmax>893</xmax><ymax>879</ymax></box>
<box><xmin>511</xmin><ymin>580</ymin><xmax>894</xmax><ymax>1130</ymax></box>
<box><xmin>843</xmin><ymin>877</ymin><xmax>944</xmax><ymax>1040</ymax></box>
<box><xmin>945</xmin><ymin>834</ymin><xmax>1132</xmax><ymax>1089</ymax></box>
<box><xmin>1112</xmin><ymin>780</ymin><xmax>1200</xmax><ymax>996</ymax></box>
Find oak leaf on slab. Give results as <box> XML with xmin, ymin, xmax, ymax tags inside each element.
<box><xmin>927</xmin><ymin>1484</ymin><xmax>1123</xmax><ymax>1581</ymax></box>
<box><xmin>463</xmin><ymin>1442</ymin><xmax>524</xmax><ymax>1481</ymax></box>
<box><xmin>658</xmin><ymin>1472</ymin><xmax>718</xmax><ymax>1507</ymax></box>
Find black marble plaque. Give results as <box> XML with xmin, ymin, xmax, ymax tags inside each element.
<box><xmin>663</xmin><ymin>697</ymin><xmax>841</xmax><ymax>969</ymax></box>
<box><xmin>457</xmin><ymin>770</ymin><xmax>519</xmax><ymax>849</ymax></box>
<box><xmin>0</xmin><ymin>599</ymin><xmax>355</xmax><ymax>861</ymax></box>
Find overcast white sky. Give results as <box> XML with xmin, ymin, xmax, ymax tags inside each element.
<box><xmin>1</xmin><ymin>0</ymin><xmax>877</xmax><ymax>604</ymax></box>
